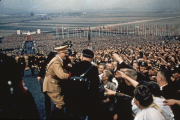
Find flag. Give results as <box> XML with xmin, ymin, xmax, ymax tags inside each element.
<box><xmin>122</xmin><ymin>27</ymin><xmax>124</xmax><ymax>31</ymax></box>
<box><xmin>166</xmin><ymin>25</ymin><xmax>168</xmax><ymax>29</ymax></box>
<box><xmin>146</xmin><ymin>26</ymin><xmax>149</xmax><ymax>30</ymax></box>
<box><xmin>57</xmin><ymin>26</ymin><xmax>61</xmax><ymax>33</ymax></box>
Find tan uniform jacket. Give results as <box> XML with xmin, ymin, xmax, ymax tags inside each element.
<box><xmin>43</xmin><ymin>55</ymin><xmax>69</xmax><ymax>92</ymax></box>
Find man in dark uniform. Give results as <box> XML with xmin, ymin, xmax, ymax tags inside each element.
<box><xmin>66</xmin><ymin>49</ymin><xmax>103</xmax><ymax>120</ymax></box>
<box><xmin>28</xmin><ymin>54</ymin><xmax>35</xmax><ymax>76</ymax></box>
<box><xmin>68</xmin><ymin>50</ymin><xmax>77</xmax><ymax>64</ymax></box>
<box><xmin>0</xmin><ymin>53</ymin><xmax>40</xmax><ymax>119</ymax></box>
<box><xmin>18</xmin><ymin>54</ymin><xmax>26</xmax><ymax>77</ymax></box>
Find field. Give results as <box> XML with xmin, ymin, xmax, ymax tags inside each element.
<box><xmin>0</xmin><ymin>12</ymin><xmax>180</xmax><ymax>37</ymax></box>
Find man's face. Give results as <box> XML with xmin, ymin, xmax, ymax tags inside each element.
<box><xmin>106</xmin><ymin>63</ymin><xmax>113</xmax><ymax>70</ymax></box>
<box><xmin>69</xmin><ymin>55</ymin><xmax>75</xmax><ymax>61</ymax></box>
<box><xmin>101</xmin><ymin>71</ymin><xmax>107</xmax><ymax>81</ymax></box>
<box><xmin>113</xmin><ymin>62</ymin><xmax>117</xmax><ymax>68</ymax></box>
<box><xmin>140</xmin><ymin>66</ymin><xmax>145</xmax><ymax>72</ymax></box>
<box><xmin>172</xmin><ymin>72</ymin><xmax>179</xmax><ymax>80</ymax></box>
<box><xmin>156</xmin><ymin>72</ymin><xmax>161</xmax><ymax>84</ymax></box>
<box><xmin>98</xmin><ymin>65</ymin><xmax>104</xmax><ymax>74</ymax></box>
<box><xmin>58</xmin><ymin>52</ymin><xmax>68</xmax><ymax>60</ymax></box>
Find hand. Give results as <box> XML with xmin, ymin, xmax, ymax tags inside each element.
<box><xmin>115</xmin><ymin>71</ymin><xmax>121</xmax><ymax>78</ymax></box>
<box><xmin>104</xmin><ymin>87</ymin><xmax>116</xmax><ymax>96</ymax></box>
<box><xmin>102</xmin><ymin>98</ymin><xmax>110</xmax><ymax>103</ymax></box>
<box><xmin>112</xmin><ymin>53</ymin><xmax>123</xmax><ymax>63</ymax></box>
<box><xmin>37</xmin><ymin>76</ymin><xmax>42</xmax><ymax>82</ymax></box>
<box><xmin>116</xmin><ymin>71</ymin><xmax>127</xmax><ymax>79</ymax></box>
<box><xmin>163</xmin><ymin>99</ymin><xmax>177</xmax><ymax>106</ymax></box>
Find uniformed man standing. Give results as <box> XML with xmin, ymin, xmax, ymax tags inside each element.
<box><xmin>28</xmin><ymin>54</ymin><xmax>35</xmax><ymax>76</ymax></box>
<box><xmin>43</xmin><ymin>45</ymin><xmax>69</xmax><ymax>119</ymax></box>
<box><xmin>66</xmin><ymin>49</ymin><xmax>103</xmax><ymax>120</ymax></box>
<box><xmin>18</xmin><ymin>54</ymin><xmax>26</xmax><ymax>77</ymax></box>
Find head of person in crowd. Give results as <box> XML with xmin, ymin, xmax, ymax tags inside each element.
<box><xmin>69</xmin><ymin>50</ymin><xmax>77</xmax><ymax>62</ymax></box>
<box><xmin>54</xmin><ymin>45</ymin><xmax>69</xmax><ymax>60</ymax></box>
<box><xmin>148</xmin><ymin>81</ymin><xmax>162</xmax><ymax>97</ymax></box>
<box><xmin>80</xmin><ymin>49</ymin><xmax>94</xmax><ymax>62</ymax></box>
<box><xmin>156</xmin><ymin>70</ymin><xmax>169</xmax><ymax>87</ymax></box>
<box><xmin>172</xmin><ymin>65</ymin><xmax>180</xmax><ymax>81</ymax></box>
<box><xmin>117</xmin><ymin>68</ymin><xmax>137</xmax><ymax>86</ymax></box>
<box><xmin>123</xmin><ymin>68</ymin><xmax>137</xmax><ymax>86</ymax></box>
<box><xmin>113</xmin><ymin>61</ymin><xmax>118</xmax><ymax>70</ymax></box>
<box><xmin>167</xmin><ymin>61</ymin><xmax>175</xmax><ymax>70</ymax></box>
<box><xmin>132</xmin><ymin>60</ymin><xmax>139</xmax><ymax>72</ymax></box>
<box><xmin>139</xmin><ymin>62</ymin><xmax>148</xmax><ymax>73</ymax></box>
<box><xmin>104</xmin><ymin>57</ymin><xmax>109</xmax><ymax>63</ymax></box>
<box><xmin>106</xmin><ymin>62</ymin><xmax>113</xmax><ymax>70</ymax></box>
<box><xmin>101</xmin><ymin>70</ymin><xmax>113</xmax><ymax>85</ymax></box>
<box><xmin>137</xmin><ymin>81</ymin><xmax>162</xmax><ymax>97</ymax></box>
<box><xmin>98</xmin><ymin>63</ymin><xmax>106</xmax><ymax>74</ymax></box>
<box><xmin>134</xmin><ymin>85</ymin><xmax>153</xmax><ymax>109</ymax></box>
<box><xmin>20</xmin><ymin>54</ymin><xmax>24</xmax><ymax>58</ymax></box>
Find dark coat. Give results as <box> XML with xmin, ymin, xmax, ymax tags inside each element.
<box><xmin>66</xmin><ymin>60</ymin><xmax>102</xmax><ymax>116</ymax></box>
<box><xmin>18</xmin><ymin>57</ymin><xmax>26</xmax><ymax>69</ymax></box>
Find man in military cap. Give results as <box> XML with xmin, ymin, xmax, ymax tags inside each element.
<box><xmin>172</xmin><ymin>65</ymin><xmax>180</xmax><ymax>88</ymax></box>
<box><xmin>43</xmin><ymin>45</ymin><xmax>70</xmax><ymax>119</ymax></box>
<box><xmin>66</xmin><ymin>49</ymin><xmax>103</xmax><ymax>120</ymax></box>
<box><xmin>69</xmin><ymin>50</ymin><xmax>77</xmax><ymax>64</ymax></box>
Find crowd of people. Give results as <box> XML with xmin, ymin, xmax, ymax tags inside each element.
<box><xmin>1</xmin><ymin>32</ymin><xmax>180</xmax><ymax>119</ymax></box>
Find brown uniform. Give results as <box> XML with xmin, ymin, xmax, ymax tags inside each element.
<box><xmin>43</xmin><ymin>55</ymin><xmax>69</xmax><ymax>109</ymax></box>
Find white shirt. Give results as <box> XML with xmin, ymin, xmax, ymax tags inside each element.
<box><xmin>134</xmin><ymin>107</ymin><xmax>165</xmax><ymax>120</ymax></box>
<box><xmin>132</xmin><ymin>97</ymin><xmax>174</xmax><ymax>120</ymax></box>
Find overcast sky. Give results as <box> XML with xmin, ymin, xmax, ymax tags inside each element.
<box><xmin>0</xmin><ymin>0</ymin><xmax>179</xmax><ymax>13</ymax></box>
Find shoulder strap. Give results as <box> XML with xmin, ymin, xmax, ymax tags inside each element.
<box><xmin>80</xmin><ymin>64</ymin><xmax>94</xmax><ymax>77</ymax></box>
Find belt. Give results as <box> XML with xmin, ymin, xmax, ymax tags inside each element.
<box><xmin>45</xmin><ymin>74</ymin><xmax>56</xmax><ymax>79</ymax></box>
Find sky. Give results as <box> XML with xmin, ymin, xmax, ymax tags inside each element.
<box><xmin>0</xmin><ymin>0</ymin><xmax>179</xmax><ymax>13</ymax></box>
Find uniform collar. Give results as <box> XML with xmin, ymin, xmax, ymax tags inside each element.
<box><xmin>57</xmin><ymin>55</ymin><xmax>63</xmax><ymax>62</ymax></box>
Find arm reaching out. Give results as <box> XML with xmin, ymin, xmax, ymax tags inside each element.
<box><xmin>163</xmin><ymin>99</ymin><xmax>180</xmax><ymax>106</ymax></box>
<box><xmin>117</xmin><ymin>71</ymin><xmax>139</xmax><ymax>87</ymax></box>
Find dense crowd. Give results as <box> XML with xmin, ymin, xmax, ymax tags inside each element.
<box><xmin>1</xmin><ymin>33</ymin><xmax>180</xmax><ymax>119</ymax></box>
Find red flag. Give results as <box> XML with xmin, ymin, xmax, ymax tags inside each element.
<box><xmin>122</xmin><ymin>27</ymin><xmax>124</xmax><ymax>31</ymax></box>
<box><xmin>57</xmin><ymin>26</ymin><xmax>61</xmax><ymax>33</ymax></box>
<box><xmin>110</xmin><ymin>27</ymin><xmax>113</xmax><ymax>31</ymax></box>
<box><xmin>157</xmin><ymin>24</ymin><xmax>159</xmax><ymax>28</ymax></box>
<box><xmin>146</xmin><ymin>26</ymin><xmax>149</xmax><ymax>30</ymax></box>
<box><xmin>166</xmin><ymin>25</ymin><xmax>168</xmax><ymax>29</ymax></box>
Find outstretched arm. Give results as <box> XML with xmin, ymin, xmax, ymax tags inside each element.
<box><xmin>163</xmin><ymin>99</ymin><xmax>180</xmax><ymax>106</ymax></box>
<box><xmin>117</xmin><ymin>71</ymin><xmax>139</xmax><ymax>87</ymax></box>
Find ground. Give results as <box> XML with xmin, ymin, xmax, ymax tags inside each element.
<box><xmin>23</xmin><ymin>69</ymin><xmax>54</xmax><ymax>119</ymax></box>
